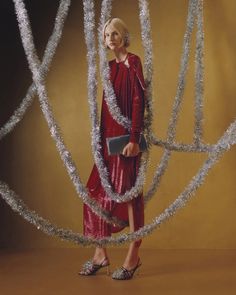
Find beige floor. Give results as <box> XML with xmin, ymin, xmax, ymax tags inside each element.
<box><xmin>0</xmin><ymin>248</ymin><xmax>236</xmax><ymax>295</ymax></box>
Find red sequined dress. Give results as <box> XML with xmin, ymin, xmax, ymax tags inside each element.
<box><xmin>83</xmin><ymin>52</ymin><xmax>146</xmax><ymax>246</ymax></box>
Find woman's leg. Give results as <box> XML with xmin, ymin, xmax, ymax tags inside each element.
<box><xmin>93</xmin><ymin>246</ymin><xmax>109</xmax><ymax>264</ymax></box>
<box><xmin>122</xmin><ymin>202</ymin><xmax>142</xmax><ymax>270</ymax></box>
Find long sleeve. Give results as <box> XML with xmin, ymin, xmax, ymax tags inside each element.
<box><xmin>129</xmin><ymin>58</ymin><xmax>146</xmax><ymax>144</ymax></box>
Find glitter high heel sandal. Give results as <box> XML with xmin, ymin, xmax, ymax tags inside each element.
<box><xmin>78</xmin><ymin>257</ymin><xmax>110</xmax><ymax>276</ymax></box>
<box><xmin>111</xmin><ymin>257</ymin><xmax>142</xmax><ymax>280</ymax></box>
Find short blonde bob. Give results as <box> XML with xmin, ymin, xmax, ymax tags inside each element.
<box><xmin>103</xmin><ymin>18</ymin><xmax>130</xmax><ymax>48</ymax></box>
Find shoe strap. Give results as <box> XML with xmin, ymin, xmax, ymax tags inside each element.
<box><xmin>121</xmin><ymin>258</ymin><xmax>141</xmax><ymax>277</ymax></box>
<box><xmin>94</xmin><ymin>256</ymin><xmax>109</xmax><ymax>267</ymax></box>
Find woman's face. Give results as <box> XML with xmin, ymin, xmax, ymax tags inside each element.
<box><xmin>104</xmin><ymin>24</ymin><xmax>124</xmax><ymax>50</ymax></box>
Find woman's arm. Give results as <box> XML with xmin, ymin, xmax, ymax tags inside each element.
<box><xmin>122</xmin><ymin>58</ymin><xmax>145</xmax><ymax>157</ymax></box>
<box><xmin>129</xmin><ymin>74</ymin><xmax>145</xmax><ymax>144</ymax></box>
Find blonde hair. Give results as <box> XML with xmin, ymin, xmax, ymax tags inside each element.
<box><xmin>103</xmin><ymin>18</ymin><xmax>130</xmax><ymax>48</ymax></box>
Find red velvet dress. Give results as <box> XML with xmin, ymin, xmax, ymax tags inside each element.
<box><xmin>83</xmin><ymin>52</ymin><xmax>146</xmax><ymax>246</ymax></box>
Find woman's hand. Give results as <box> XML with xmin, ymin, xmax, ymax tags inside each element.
<box><xmin>122</xmin><ymin>142</ymin><xmax>140</xmax><ymax>157</ymax></box>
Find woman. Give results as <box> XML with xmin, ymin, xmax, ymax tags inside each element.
<box><xmin>79</xmin><ymin>18</ymin><xmax>146</xmax><ymax>280</ymax></box>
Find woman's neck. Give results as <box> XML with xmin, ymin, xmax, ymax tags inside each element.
<box><xmin>114</xmin><ymin>47</ymin><xmax>128</xmax><ymax>62</ymax></box>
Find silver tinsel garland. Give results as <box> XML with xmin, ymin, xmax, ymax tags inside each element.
<box><xmin>0</xmin><ymin>0</ymin><xmax>235</xmax><ymax>246</ymax></box>
<box><xmin>97</xmin><ymin>0</ymin><xmax>152</xmax><ymax>136</ymax></box>
<box><xmin>1</xmin><ymin>118</ymin><xmax>236</xmax><ymax>246</ymax></box>
<box><xmin>98</xmin><ymin>0</ymin><xmax>131</xmax><ymax>129</ymax></box>
<box><xmin>194</xmin><ymin>0</ymin><xmax>204</xmax><ymax>145</ymax></box>
<box><xmin>138</xmin><ymin>0</ymin><xmax>154</xmax><ymax>146</ymax></box>
<box><xmin>84</xmin><ymin>0</ymin><xmax>149</xmax><ymax>203</ymax></box>
<box><xmin>166</xmin><ymin>0</ymin><xmax>197</xmax><ymax>144</ymax></box>
<box><xmin>95</xmin><ymin>0</ymin><xmax>211</xmax><ymax>206</ymax></box>
<box><xmin>144</xmin><ymin>0</ymin><xmax>198</xmax><ymax>203</ymax></box>
<box><xmin>1</xmin><ymin>1</ymin><xmax>210</xmax><ymax>210</ymax></box>
<box><xmin>11</xmin><ymin>0</ymin><xmax>126</xmax><ymax>228</ymax></box>
<box><xmin>84</xmin><ymin>0</ymin><xmax>199</xmax><ymax>206</ymax></box>
<box><xmin>0</xmin><ymin>0</ymin><xmax>70</xmax><ymax>140</ymax></box>
<box><xmin>9</xmin><ymin>0</ymin><xmax>148</xmax><ymax>211</ymax></box>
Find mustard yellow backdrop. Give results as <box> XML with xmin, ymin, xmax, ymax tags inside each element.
<box><xmin>0</xmin><ymin>0</ymin><xmax>236</xmax><ymax>249</ymax></box>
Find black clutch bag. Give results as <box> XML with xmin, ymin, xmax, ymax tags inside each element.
<box><xmin>106</xmin><ymin>134</ymin><xmax>147</xmax><ymax>156</ymax></box>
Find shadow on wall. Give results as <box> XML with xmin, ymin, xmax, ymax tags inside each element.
<box><xmin>0</xmin><ymin>0</ymin><xmax>64</xmax><ymax>248</ymax></box>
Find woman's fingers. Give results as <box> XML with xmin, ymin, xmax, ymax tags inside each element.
<box><xmin>122</xmin><ymin>145</ymin><xmax>132</xmax><ymax>157</ymax></box>
<box><xmin>122</xmin><ymin>143</ymin><xmax>140</xmax><ymax>157</ymax></box>
<box><xmin>122</xmin><ymin>146</ymin><xmax>128</xmax><ymax>156</ymax></box>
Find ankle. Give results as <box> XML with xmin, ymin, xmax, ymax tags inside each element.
<box><xmin>93</xmin><ymin>248</ymin><xmax>108</xmax><ymax>263</ymax></box>
<box><xmin>123</xmin><ymin>255</ymin><xmax>140</xmax><ymax>270</ymax></box>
